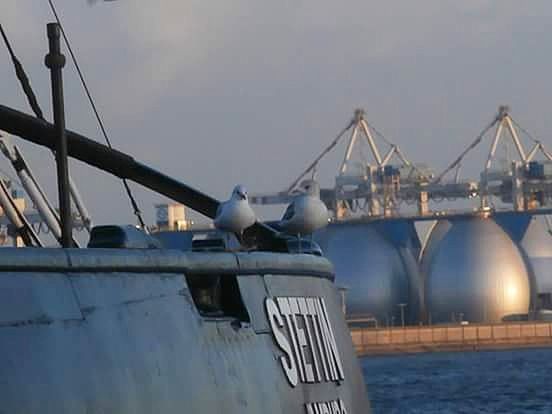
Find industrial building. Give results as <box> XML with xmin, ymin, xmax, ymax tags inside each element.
<box><xmin>249</xmin><ymin>107</ymin><xmax>552</xmax><ymax>326</ymax></box>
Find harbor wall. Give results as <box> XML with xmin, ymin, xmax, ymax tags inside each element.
<box><xmin>351</xmin><ymin>322</ymin><xmax>552</xmax><ymax>356</ymax></box>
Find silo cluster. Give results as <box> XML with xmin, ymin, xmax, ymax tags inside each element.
<box><xmin>315</xmin><ymin>215</ymin><xmax>552</xmax><ymax>326</ymax></box>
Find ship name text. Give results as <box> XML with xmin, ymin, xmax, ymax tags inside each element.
<box><xmin>305</xmin><ymin>398</ymin><xmax>348</xmax><ymax>414</ymax></box>
<box><xmin>265</xmin><ymin>296</ymin><xmax>345</xmax><ymax>387</ymax></box>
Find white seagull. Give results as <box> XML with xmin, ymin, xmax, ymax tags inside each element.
<box><xmin>280</xmin><ymin>180</ymin><xmax>329</xmax><ymax>237</ymax></box>
<box><xmin>214</xmin><ymin>185</ymin><xmax>256</xmax><ymax>237</ymax></box>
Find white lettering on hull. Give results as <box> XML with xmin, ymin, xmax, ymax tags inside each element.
<box><xmin>265</xmin><ymin>297</ymin><xmax>298</xmax><ymax>386</ymax></box>
<box><xmin>305</xmin><ymin>398</ymin><xmax>348</xmax><ymax>414</ymax></box>
<box><xmin>265</xmin><ymin>296</ymin><xmax>345</xmax><ymax>387</ymax></box>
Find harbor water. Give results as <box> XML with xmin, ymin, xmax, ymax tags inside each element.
<box><xmin>362</xmin><ymin>348</ymin><xmax>552</xmax><ymax>413</ymax></box>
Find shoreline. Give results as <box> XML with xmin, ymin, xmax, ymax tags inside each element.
<box><xmin>350</xmin><ymin>321</ymin><xmax>552</xmax><ymax>357</ymax></box>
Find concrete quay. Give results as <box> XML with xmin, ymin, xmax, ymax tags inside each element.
<box><xmin>351</xmin><ymin>322</ymin><xmax>552</xmax><ymax>356</ymax></box>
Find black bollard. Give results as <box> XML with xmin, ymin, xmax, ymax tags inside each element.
<box><xmin>45</xmin><ymin>23</ymin><xmax>72</xmax><ymax>247</ymax></box>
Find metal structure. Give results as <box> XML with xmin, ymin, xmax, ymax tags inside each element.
<box><xmin>249</xmin><ymin>105</ymin><xmax>552</xmax><ymax>325</ymax></box>
<box><xmin>0</xmin><ymin>136</ymin><xmax>86</xmax><ymax>247</ymax></box>
<box><xmin>0</xmin><ymin>133</ymin><xmax>92</xmax><ymax>247</ymax></box>
<box><xmin>477</xmin><ymin>106</ymin><xmax>552</xmax><ymax>211</ymax></box>
<box><xmin>314</xmin><ymin>221</ymin><xmax>421</xmax><ymax>326</ymax></box>
<box><xmin>494</xmin><ymin>214</ymin><xmax>552</xmax><ymax>310</ymax></box>
<box><xmin>519</xmin><ymin>217</ymin><xmax>552</xmax><ymax>301</ymax></box>
<box><xmin>0</xmin><ymin>184</ymin><xmax>89</xmax><ymax>247</ymax></box>
<box><xmin>0</xmin><ymin>23</ymin><xmax>90</xmax><ymax>248</ymax></box>
<box><xmin>251</xmin><ymin>108</ymin><xmax>469</xmax><ymax>218</ymax></box>
<box><xmin>0</xmin><ymin>179</ymin><xmax>42</xmax><ymax>246</ymax></box>
<box><xmin>251</xmin><ymin>106</ymin><xmax>552</xmax><ymax>222</ymax></box>
<box><xmin>45</xmin><ymin>22</ymin><xmax>72</xmax><ymax>247</ymax></box>
<box><xmin>422</xmin><ymin>217</ymin><xmax>531</xmax><ymax>324</ymax></box>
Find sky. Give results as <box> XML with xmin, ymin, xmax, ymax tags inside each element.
<box><xmin>1</xmin><ymin>1</ymin><xmax>552</xmax><ymax>228</ymax></box>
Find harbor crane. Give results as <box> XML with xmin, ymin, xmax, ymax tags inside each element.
<box><xmin>251</xmin><ymin>106</ymin><xmax>552</xmax><ymax>222</ymax></box>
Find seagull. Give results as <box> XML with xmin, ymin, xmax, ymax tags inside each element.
<box><xmin>214</xmin><ymin>185</ymin><xmax>256</xmax><ymax>241</ymax></box>
<box><xmin>280</xmin><ymin>180</ymin><xmax>329</xmax><ymax>237</ymax></box>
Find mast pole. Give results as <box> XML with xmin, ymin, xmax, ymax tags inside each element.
<box><xmin>45</xmin><ymin>23</ymin><xmax>72</xmax><ymax>247</ymax></box>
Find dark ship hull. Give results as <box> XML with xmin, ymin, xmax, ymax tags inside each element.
<box><xmin>0</xmin><ymin>248</ymin><xmax>369</xmax><ymax>413</ymax></box>
<box><xmin>0</xmin><ymin>21</ymin><xmax>370</xmax><ymax>412</ymax></box>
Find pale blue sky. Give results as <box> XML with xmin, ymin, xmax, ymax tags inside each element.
<box><xmin>2</xmin><ymin>1</ymin><xmax>552</xmax><ymax>225</ymax></box>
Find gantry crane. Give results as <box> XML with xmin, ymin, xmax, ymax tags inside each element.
<box><xmin>250</xmin><ymin>106</ymin><xmax>552</xmax><ymax>222</ymax></box>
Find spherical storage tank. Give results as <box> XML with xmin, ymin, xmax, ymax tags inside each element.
<box><xmin>423</xmin><ymin>217</ymin><xmax>530</xmax><ymax>323</ymax></box>
<box><xmin>315</xmin><ymin>221</ymin><xmax>421</xmax><ymax>325</ymax></box>
<box><xmin>518</xmin><ymin>216</ymin><xmax>552</xmax><ymax>298</ymax></box>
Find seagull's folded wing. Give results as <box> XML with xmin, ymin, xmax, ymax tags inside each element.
<box><xmin>215</xmin><ymin>203</ymin><xmax>224</xmax><ymax>219</ymax></box>
<box><xmin>281</xmin><ymin>203</ymin><xmax>295</xmax><ymax>221</ymax></box>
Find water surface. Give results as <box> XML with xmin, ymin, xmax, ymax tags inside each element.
<box><xmin>362</xmin><ymin>348</ymin><xmax>552</xmax><ymax>413</ymax></box>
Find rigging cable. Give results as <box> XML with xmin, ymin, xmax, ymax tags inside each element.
<box><xmin>510</xmin><ymin>118</ymin><xmax>542</xmax><ymax>146</ymax></box>
<box><xmin>362</xmin><ymin>119</ymin><xmax>426</xmax><ymax>175</ymax></box>
<box><xmin>286</xmin><ymin>120</ymin><xmax>354</xmax><ymax>193</ymax></box>
<box><xmin>1</xmin><ymin>22</ymin><xmax>87</xmax><ymax>245</ymax></box>
<box><xmin>433</xmin><ymin>114</ymin><xmax>499</xmax><ymax>184</ymax></box>
<box><xmin>362</xmin><ymin>119</ymin><xmax>395</xmax><ymax>148</ymax></box>
<box><xmin>510</xmin><ymin>118</ymin><xmax>552</xmax><ymax>161</ymax></box>
<box><xmin>0</xmin><ymin>143</ymin><xmax>26</xmax><ymax>185</ymax></box>
<box><xmin>47</xmin><ymin>0</ymin><xmax>147</xmax><ymax>230</ymax></box>
<box><xmin>0</xmin><ymin>25</ymin><xmax>45</xmax><ymax>120</ymax></box>
<box><xmin>0</xmin><ymin>25</ymin><xmax>56</xmax><ymax>190</ymax></box>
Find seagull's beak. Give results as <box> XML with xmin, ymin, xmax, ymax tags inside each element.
<box><xmin>239</xmin><ymin>192</ymin><xmax>247</xmax><ymax>200</ymax></box>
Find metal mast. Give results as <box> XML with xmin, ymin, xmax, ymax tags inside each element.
<box><xmin>45</xmin><ymin>23</ymin><xmax>72</xmax><ymax>247</ymax></box>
